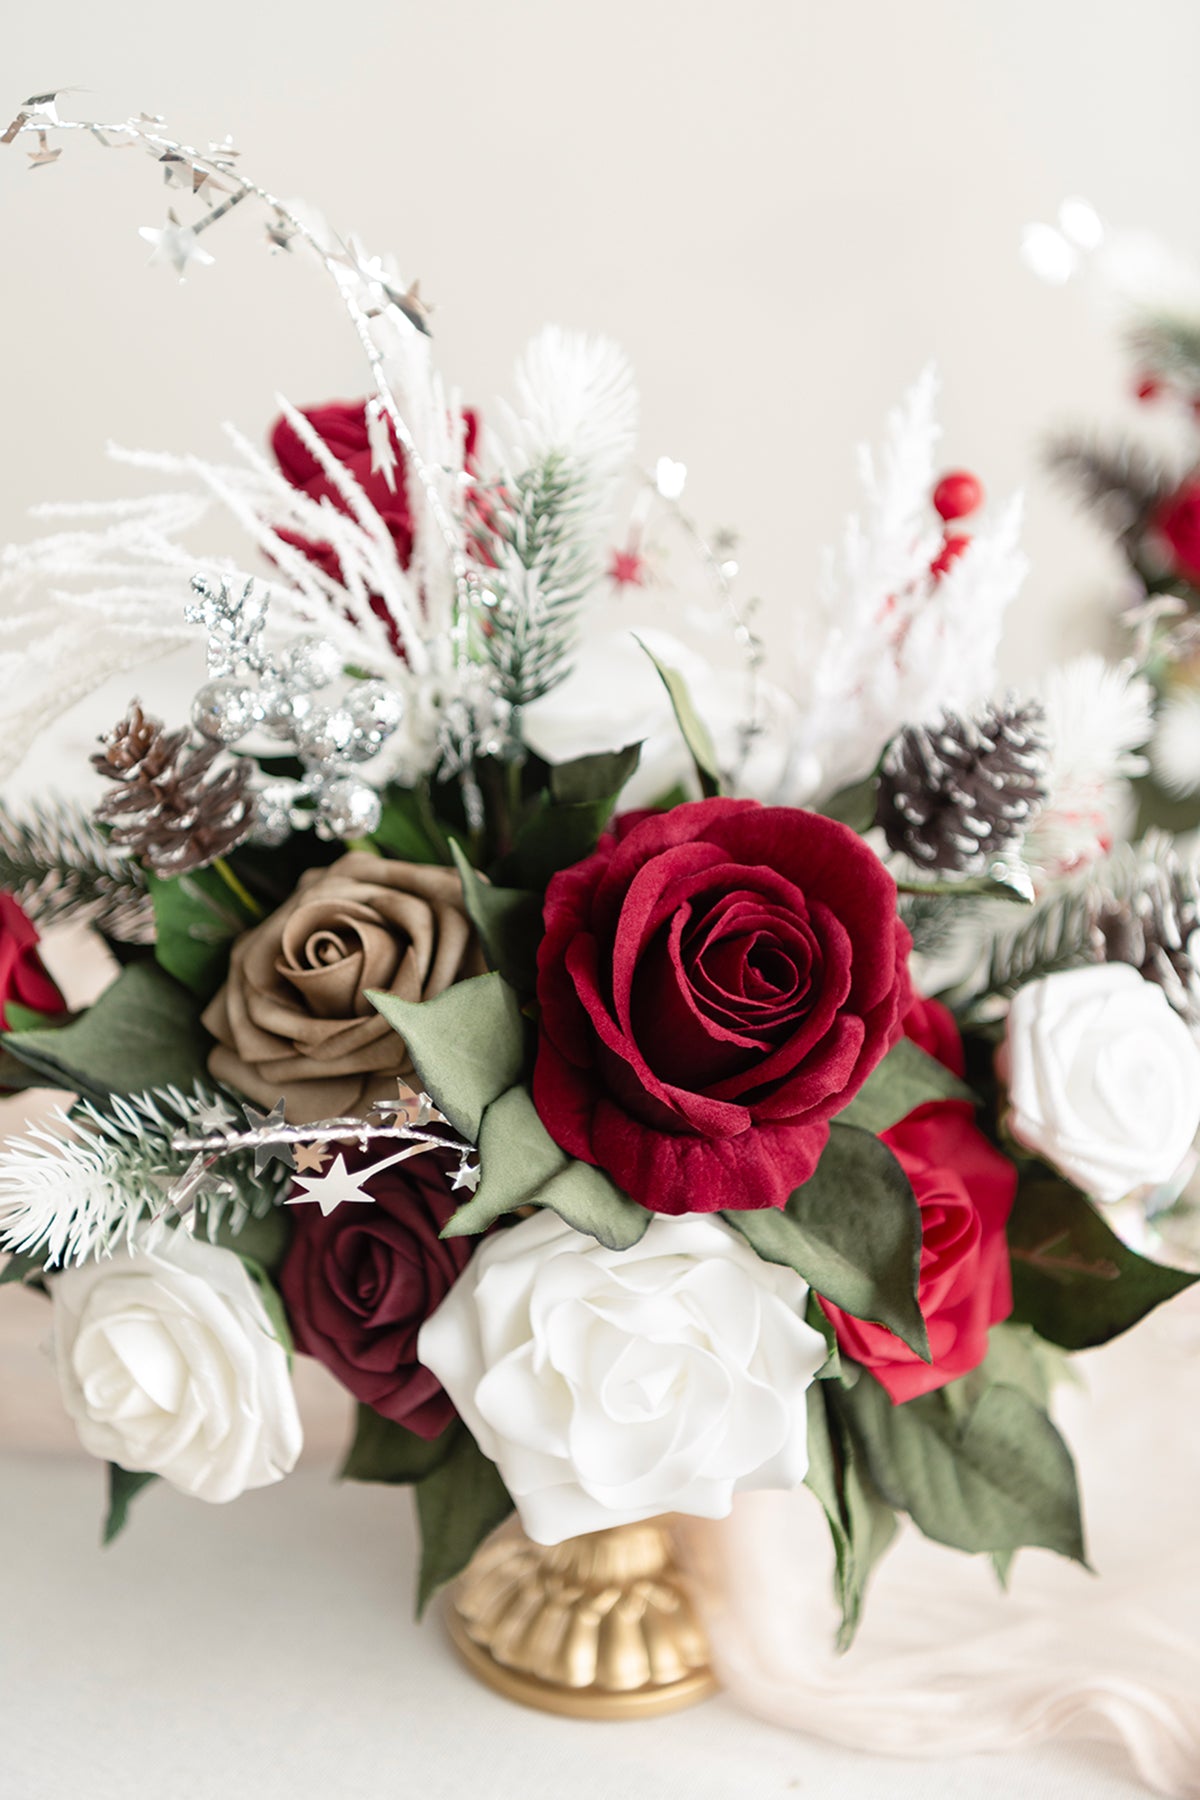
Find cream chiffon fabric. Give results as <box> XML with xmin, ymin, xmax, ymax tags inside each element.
<box><xmin>686</xmin><ymin>1287</ymin><xmax>1200</xmax><ymax>1798</ymax></box>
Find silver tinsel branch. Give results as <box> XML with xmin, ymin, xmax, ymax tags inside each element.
<box><xmin>0</xmin><ymin>92</ymin><xmax>473</xmax><ymax>610</ymax></box>
<box><xmin>0</xmin><ymin>797</ymin><xmax>153</xmax><ymax>941</ymax></box>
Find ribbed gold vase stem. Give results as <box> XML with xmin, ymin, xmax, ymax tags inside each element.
<box><xmin>445</xmin><ymin>1517</ymin><xmax>717</xmax><ymax>1719</ymax></box>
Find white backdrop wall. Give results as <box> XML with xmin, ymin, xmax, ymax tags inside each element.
<box><xmin>3</xmin><ymin>0</ymin><xmax>1200</xmax><ymax>785</ymax></box>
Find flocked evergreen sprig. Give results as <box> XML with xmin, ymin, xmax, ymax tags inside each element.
<box><xmin>969</xmin><ymin>830</ymin><xmax>1200</xmax><ymax>1024</ymax></box>
<box><xmin>474</xmin><ymin>329</ymin><xmax>639</xmax><ymax>724</ymax></box>
<box><xmin>0</xmin><ymin>1085</ymin><xmax>286</xmax><ymax>1269</ymax></box>
<box><xmin>476</xmin><ymin>453</ymin><xmax>606</xmax><ymax>712</ymax></box>
<box><xmin>1045</xmin><ymin>432</ymin><xmax>1174</xmax><ymax>547</ymax></box>
<box><xmin>1128</xmin><ymin>314</ymin><xmax>1200</xmax><ymax>398</ymax></box>
<box><xmin>0</xmin><ymin>796</ymin><xmax>152</xmax><ymax>942</ymax></box>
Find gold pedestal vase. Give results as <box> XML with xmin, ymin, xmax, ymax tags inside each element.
<box><xmin>445</xmin><ymin>1516</ymin><xmax>717</xmax><ymax>1719</ymax></box>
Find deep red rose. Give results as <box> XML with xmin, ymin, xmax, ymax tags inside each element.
<box><xmin>270</xmin><ymin>400</ymin><xmax>480</xmax><ymax>653</ymax></box>
<box><xmin>1152</xmin><ymin>479</ymin><xmax>1200</xmax><ymax>588</ymax></box>
<box><xmin>533</xmin><ymin>797</ymin><xmax>912</xmax><ymax>1215</ymax></box>
<box><xmin>822</xmin><ymin>997</ymin><xmax>1016</xmax><ymax>1403</ymax></box>
<box><xmin>279</xmin><ymin>1149</ymin><xmax>473</xmax><ymax>1437</ymax></box>
<box><xmin>0</xmin><ymin>894</ymin><xmax>64</xmax><ymax>1032</ymax></box>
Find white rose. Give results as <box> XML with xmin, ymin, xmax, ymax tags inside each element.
<box><xmin>1004</xmin><ymin>963</ymin><xmax>1200</xmax><ymax>1204</ymax></box>
<box><xmin>418</xmin><ymin>1209</ymin><xmax>826</xmax><ymax>1546</ymax></box>
<box><xmin>52</xmin><ymin>1230</ymin><xmax>302</xmax><ymax>1504</ymax></box>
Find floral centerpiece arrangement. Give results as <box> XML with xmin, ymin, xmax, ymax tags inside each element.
<box><xmin>2</xmin><ymin>100</ymin><xmax>1199</xmax><ymax>1694</ymax></box>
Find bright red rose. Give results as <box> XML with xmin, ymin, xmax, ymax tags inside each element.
<box><xmin>1152</xmin><ymin>479</ymin><xmax>1200</xmax><ymax>588</ymax></box>
<box><xmin>0</xmin><ymin>894</ymin><xmax>64</xmax><ymax>1031</ymax></box>
<box><xmin>533</xmin><ymin>798</ymin><xmax>912</xmax><ymax>1215</ymax></box>
<box><xmin>279</xmin><ymin>1149</ymin><xmax>473</xmax><ymax>1438</ymax></box>
<box><xmin>822</xmin><ymin>997</ymin><xmax>1016</xmax><ymax>1403</ymax></box>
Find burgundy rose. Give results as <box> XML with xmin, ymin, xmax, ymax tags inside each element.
<box><xmin>0</xmin><ymin>894</ymin><xmax>64</xmax><ymax>1031</ymax></box>
<box><xmin>1152</xmin><ymin>478</ymin><xmax>1200</xmax><ymax>588</ymax></box>
<box><xmin>822</xmin><ymin>998</ymin><xmax>1016</xmax><ymax>1403</ymax></box>
<box><xmin>279</xmin><ymin>1150</ymin><xmax>473</xmax><ymax>1437</ymax></box>
<box><xmin>533</xmin><ymin>798</ymin><xmax>912</xmax><ymax>1215</ymax></box>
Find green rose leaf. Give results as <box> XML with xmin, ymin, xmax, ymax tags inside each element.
<box><xmin>340</xmin><ymin>1404</ymin><xmax>459</xmax><ymax>1486</ymax></box>
<box><xmin>804</xmin><ymin>1384</ymin><xmax>898</xmax><ymax>1651</ymax></box>
<box><xmin>367</xmin><ymin>972</ymin><xmax>526</xmax><ymax>1141</ymax></box>
<box><xmin>238</xmin><ymin>1254</ymin><xmax>294</xmax><ymax>1363</ymax></box>
<box><xmin>548</xmin><ymin>743</ymin><xmax>642</xmax><ymax>807</ymax></box>
<box><xmin>104</xmin><ymin>1465</ymin><xmax>158</xmax><ymax>1546</ymax></box>
<box><xmin>204</xmin><ymin>1203</ymin><xmax>293</xmax><ymax>1279</ymax></box>
<box><xmin>3</xmin><ymin>1000</ymin><xmax>65</xmax><ymax>1034</ymax></box>
<box><xmin>818</xmin><ymin>776</ymin><xmax>879</xmax><ymax>836</ymax></box>
<box><xmin>414</xmin><ymin>1427</ymin><xmax>514</xmax><ymax>1616</ymax></box>
<box><xmin>633</xmin><ymin>636</ymin><xmax>722</xmax><ymax>798</ymax></box>
<box><xmin>0</xmin><ymin>1251</ymin><xmax>44</xmax><ymax>1288</ymax></box>
<box><xmin>835</xmin><ymin>1372</ymin><xmax>1086</xmax><ymax>1564</ymax></box>
<box><xmin>146</xmin><ymin>864</ymin><xmax>259</xmax><ymax>1001</ymax></box>
<box><xmin>448</xmin><ymin>841</ymin><xmax>544</xmax><ymax>995</ymax></box>
<box><xmin>371</xmin><ymin>786</ymin><xmax>451</xmax><ymax>864</ymax></box>
<box><xmin>837</xmin><ymin>1037</ymin><xmax>974</xmax><ymax>1135</ymax></box>
<box><xmin>724</xmin><ymin>1123</ymin><xmax>929</xmax><ymax>1361</ymax></box>
<box><xmin>897</xmin><ymin>864</ymin><xmax>1035</xmax><ymax>905</ymax></box>
<box><xmin>1007</xmin><ymin>1175</ymin><xmax>1198</xmax><ymax>1351</ymax></box>
<box><xmin>443</xmin><ymin>1084</ymin><xmax>650</xmax><ymax>1251</ymax></box>
<box><xmin>4</xmin><ymin>962</ymin><xmax>211</xmax><ymax>1100</ymax></box>
<box><xmin>495</xmin><ymin>791</ymin><xmax>629</xmax><ymax>892</ymax></box>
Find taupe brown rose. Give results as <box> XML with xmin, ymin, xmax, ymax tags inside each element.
<box><xmin>202</xmin><ymin>852</ymin><xmax>484</xmax><ymax>1122</ymax></box>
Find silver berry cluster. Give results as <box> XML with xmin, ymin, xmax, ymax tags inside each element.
<box><xmin>185</xmin><ymin>575</ymin><xmax>404</xmax><ymax>842</ymax></box>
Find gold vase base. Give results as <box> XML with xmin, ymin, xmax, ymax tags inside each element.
<box><xmin>445</xmin><ymin>1518</ymin><xmax>718</xmax><ymax>1721</ymax></box>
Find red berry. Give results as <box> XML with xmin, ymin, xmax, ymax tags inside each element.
<box><xmin>932</xmin><ymin>470</ymin><xmax>984</xmax><ymax>521</ymax></box>
<box><xmin>1135</xmin><ymin>375</ymin><xmax>1163</xmax><ymax>403</ymax></box>
<box><xmin>930</xmin><ymin>532</ymin><xmax>971</xmax><ymax>579</ymax></box>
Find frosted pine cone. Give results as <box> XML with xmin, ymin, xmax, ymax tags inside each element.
<box><xmin>1090</xmin><ymin>834</ymin><xmax>1200</xmax><ymax>1028</ymax></box>
<box><xmin>92</xmin><ymin>702</ymin><xmax>254</xmax><ymax>877</ymax></box>
<box><xmin>877</xmin><ymin>699</ymin><xmax>1048</xmax><ymax>876</ymax></box>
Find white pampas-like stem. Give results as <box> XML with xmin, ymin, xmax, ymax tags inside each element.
<box><xmin>786</xmin><ymin>371</ymin><xmax>1027</xmax><ymax>800</ymax></box>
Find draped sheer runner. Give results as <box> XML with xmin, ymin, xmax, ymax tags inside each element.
<box><xmin>687</xmin><ymin>1289</ymin><xmax>1200</xmax><ymax>1798</ymax></box>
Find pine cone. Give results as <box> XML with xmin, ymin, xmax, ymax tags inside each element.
<box><xmin>877</xmin><ymin>699</ymin><xmax>1048</xmax><ymax>877</ymax></box>
<box><xmin>92</xmin><ymin>702</ymin><xmax>254</xmax><ymax>877</ymax></box>
<box><xmin>1091</xmin><ymin>838</ymin><xmax>1200</xmax><ymax>1027</ymax></box>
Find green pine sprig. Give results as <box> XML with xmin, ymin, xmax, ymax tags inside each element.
<box><xmin>476</xmin><ymin>451</ymin><xmax>604</xmax><ymax>712</ymax></box>
<box><xmin>0</xmin><ymin>797</ymin><xmax>152</xmax><ymax>941</ymax></box>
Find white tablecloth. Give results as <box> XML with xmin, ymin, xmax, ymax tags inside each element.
<box><xmin>0</xmin><ymin>1452</ymin><xmax>1153</xmax><ymax>1800</ymax></box>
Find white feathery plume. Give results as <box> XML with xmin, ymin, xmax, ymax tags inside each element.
<box><xmin>783</xmin><ymin>371</ymin><xmax>1027</xmax><ymax>800</ymax></box>
<box><xmin>1152</xmin><ymin>689</ymin><xmax>1200</xmax><ymax>798</ymax></box>
<box><xmin>1025</xmin><ymin>654</ymin><xmax>1153</xmax><ymax>880</ymax></box>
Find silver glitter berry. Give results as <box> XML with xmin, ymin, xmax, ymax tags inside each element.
<box><xmin>344</xmin><ymin>680</ymin><xmax>404</xmax><ymax>749</ymax></box>
<box><xmin>192</xmin><ymin>677</ymin><xmax>261</xmax><ymax>745</ymax></box>
<box><xmin>316</xmin><ymin>777</ymin><xmax>382</xmax><ymax>840</ymax></box>
<box><xmin>292</xmin><ymin>705</ymin><xmax>356</xmax><ymax>764</ymax></box>
<box><xmin>282</xmin><ymin>635</ymin><xmax>342</xmax><ymax>692</ymax></box>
